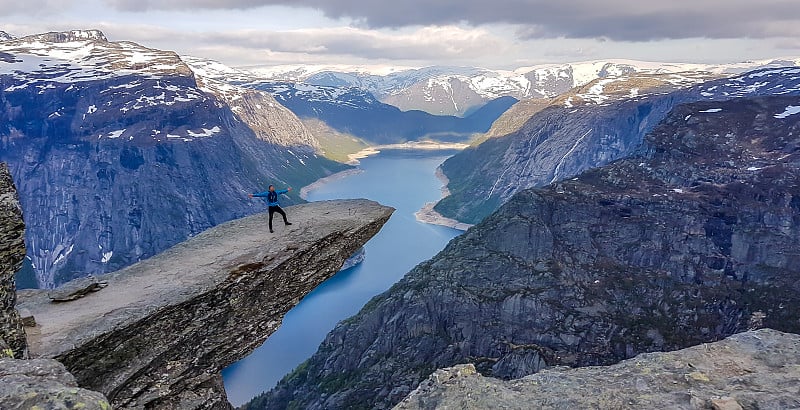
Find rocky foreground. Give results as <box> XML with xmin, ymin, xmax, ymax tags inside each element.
<box><xmin>396</xmin><ymin>328</ymin><xmax>800</xmax><ymax>410</ymax></box>
<box><xmin>15</xmin><ymin>199</ymin><xmax>393</xmax><ymax>409</ymax></box>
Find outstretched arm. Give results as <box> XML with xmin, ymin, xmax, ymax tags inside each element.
<box><xmin>250</xmin><ymin>191</ymin><xmax>270</xmax><ymax>197</ymax></box>
<box><xmin>276</xmin><ymin>187</ymin><xmax>292</xmax><ymax>195</ymax></box>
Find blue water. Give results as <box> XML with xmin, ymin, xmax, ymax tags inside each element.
<box><xmin>222</xmin><ymin>150</ymin><xmax>463</xmax><ymax>406</ymax></box>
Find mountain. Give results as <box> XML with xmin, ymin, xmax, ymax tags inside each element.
<box><xmin>434</xmin><ymin>67</ymin><xmax>800</xmax><ymax>224</ymax></box>
<box><xmin>184</xmin><ymin>58</ymin><xmax>517</xmax><ymax>146</ymax></box>
<box><xmin>247</xmin><ymin>58</ymin><xmax>800</xmax><ymax>116</ymax></box>
<box><xmin>0</xmin><ymin>31</ymin><xmax>347</xmax><ymax>288</ymax></box>
<box><xmin>247</xmin><ymin>94</ymin><xmax>800</xmax><ymax>409</ymax></box>
<box><xmin>0</xmin><ymin>31</ymin><xmax>13</xmax><ymax>41</ymax></box>
<box><xmin>248</xmin><ymin>81</ymin><xmax>517</xmax><ymax>145</ymax></box>
<box><xmin>183</xmin><ymin>57</ymin><xmax>321</xmax><ymax>149</ymax></box>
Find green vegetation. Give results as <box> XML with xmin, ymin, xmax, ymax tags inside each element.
<box><xmin>303</xmin><ymin>119</ymin><xmax>369</xmax><ymax>163</ymax></box>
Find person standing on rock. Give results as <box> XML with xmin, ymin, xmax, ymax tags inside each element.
<box><xmin>249</xmin><ymin>185</ymin><xmax>293</xmax><ymax>233</ymax></box>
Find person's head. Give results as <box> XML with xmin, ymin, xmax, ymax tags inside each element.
<box><xmin>268</xmin><ymin>185</ymin><xmax>275</xmax><ymax>191</ymax></box>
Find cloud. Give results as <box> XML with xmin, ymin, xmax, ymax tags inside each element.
<box><xmin>200</xmin><ymin>26</ymin><xmax>504</xmax><ymax>60</ymax></box>
<box><xmin>0</xmin><ymin>0</ymin><xmax>69</xmax><ymax>17</ymax></box>
<box><xmin>101</xmin><ymin>0</ymin><xmax>800</xmax><ymax>41</ymax></box>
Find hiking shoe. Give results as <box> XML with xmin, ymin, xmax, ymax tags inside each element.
<box><xmin>285</xmin><ymin>222</ymin><xmax>293</xmax><ymax>226</ymax></box>
<box><xmin>270</xmin><ymin>229</ymin><xmax>274</xmax><ymax>233</ymax></box>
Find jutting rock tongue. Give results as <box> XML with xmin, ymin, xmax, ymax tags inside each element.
<box><xmin>17</xmin><ymin>199</ymin><xmax>394</xmax><ymax>409</ymax></box>
<box><xmin>0</xmin><ymin>162</ymin><xmax>27</xmax><ymax>359</ymax></box>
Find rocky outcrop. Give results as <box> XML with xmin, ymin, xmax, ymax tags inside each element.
<box><xmin>396</xmin><ymin>329</ymin><xmax>800</xmax><ymax>410</ymax></box>
<box><xmin>0</xmin><ymin>162</ymin><xmax>26</xmax><ymax>359</ymax></box>
<box><xmin>16</xmin><ymin>199</ymin><xmax>393</xmax><ymax>409</ymax></box>
<box><xmin>0</xmin><ymin>31</ymin><xmax>348</xmax><ymax>287</ymax></box>
<box><xmin>435</xmin><ymin>68</ymin><xmax>800</xmax><ymax>223</ymax></box>
<box><xmin>250</xmin><ymin>96</ymin><xmax>800</xmax><ymax>409</ymax></box>
<box><xmin>0</xmin><ymin>358</ymin><xmax>110</xmax><ymax>409</ymax></box>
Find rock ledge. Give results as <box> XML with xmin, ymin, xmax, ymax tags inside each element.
<box><xmin>17</xmin><ymin>199</ymin><xmax>393</xmax><ymax>409</ymax></box>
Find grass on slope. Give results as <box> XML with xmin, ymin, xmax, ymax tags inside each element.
<box><xmin>302</xmin><ymin>118</ymin><xmax>369</xmax><ymax>163</ymax></box>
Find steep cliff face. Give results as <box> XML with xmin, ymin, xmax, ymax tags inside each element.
<box><xmin>0</xmin><ymin>31</ymin><xmax>347</xmax><ymax>287</ymax></box>
<box><xmin>0</xmin><ymin>162</ymin><xmax>26</xmax><ymax>359</ymax></box>
<box><xmin>396</xmin><ymin>329</ymin><xmax>800</xmax><ymax>410</ymax></box>
<box><xmin>17</xmin><ymin>199</ymin><xmax>393</xmax><ymax>409</ymax></box>
<box><xmin>251</xmin><ymin>96</ymin><xmax>800</xmax><ymax>409</ymax></box>
<box><xmin>436</xmin><ymin>68</ymin><xmax>800</xmax><ymax>224</ymax></box>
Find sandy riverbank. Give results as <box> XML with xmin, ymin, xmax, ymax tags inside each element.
<box><xmin>300</xmin><ymin>168</ymin><xmax>364</xmax><ymax>200</ymax></box>
<box><xmin>346</xmin><ymin>141</ymin><xmax>470</xmax><ymax>165</ymax></box>
<box><xmin>414</xmin><ymin>167</ymin><xmax>474</xmax><ymax>231</ymax></box>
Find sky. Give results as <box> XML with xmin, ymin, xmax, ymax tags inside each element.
<box><xmin>1</xmin><ymin>0</ymin><xmax>800</xmax><ymax>70</ymax></box>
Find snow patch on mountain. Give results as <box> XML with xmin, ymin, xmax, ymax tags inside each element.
<box><xmin>775</xmin><ymin>105</ymin><xmax>800</xmax><ymax>119</ymax></box>
<box><xmin>0</xmin><ymin>32</ymin><xmax>191</xmax><ymax>92</ymax></box>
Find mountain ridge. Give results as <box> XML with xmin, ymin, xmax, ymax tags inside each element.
<box><xmin>435</xmin><ymin>66</ymin><xmax>800</xmax><ymax>224</ymax></box>
<box><xmin>246</xmin><ymin>57</ymin><xmax>800</xmax><ymax>116</ymax></box>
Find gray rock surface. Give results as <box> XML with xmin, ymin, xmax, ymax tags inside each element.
<box><xmin>396</xmin><ymin>329</ymin><xmax>800</xmax><ymax>410</ymax></box>
<box><xmin>47</xmin><ymin>276</ymin><xmax>108</xmax><ymax>302</ymax></box>
<box><xmin>436</xmin><ymin>68</ymin><xmax>800</xmax><ymax>223</ymax></box>
<box><xmin>17</xmin><ymin>199</ymin><xmax>393</xmax><ymax>409</ymax></box>
<box><xmin>0</xmin><ymin>357</ymin><xmax>110</xmax><ymax>410</ymax></box>
<box><xmin>0</xmin><ymin>162</ymin><xmax>26</xmax><ymax>359</ymax></box>
<box><xmin>250</xmin><ymin>96</ymin><xmax>800</xmax><ymax>409</ymax></box>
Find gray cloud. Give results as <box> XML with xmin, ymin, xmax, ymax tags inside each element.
<box><xmin>102</xmin><ymin>0</ymin><xmax>800</xmax><ymax>41</ymax></box>
<box><xmin>0</xmin><ymin>0</ymin><xmax>68</xmax><ymax>17</ymax></box>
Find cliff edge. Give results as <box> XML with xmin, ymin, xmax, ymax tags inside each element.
<box><xmin>16</xmin><ymin>199</ymin><xmax>394</xmax><ymax>409</ymax></box>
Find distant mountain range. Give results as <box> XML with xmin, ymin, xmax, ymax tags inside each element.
<box><xmin>1</xmin><ymin>30</ymin><xmax>346</xmax><ymax>287</ymax></box>
<box><xmin>185</xmin><ymin>57</ymin><xmax>518</xmax><ymax>145</ymax></box>
<box><xmin>247</xmin><ymin>58</ymin><xmax>800</xmax><ymax>116</ymax></box>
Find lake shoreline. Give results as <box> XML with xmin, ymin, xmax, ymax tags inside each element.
<box><xmin>347</xmin><ymin>142</ymin><xmax>470</xmax><ymax>165</ymax></box>
<box><xmin>225</xmin><ymin>150</ymin><xmax>463</xmax><ymax>406</ymax></box>
<box><xmin>414</xmin><ymin>167</ymin><xmax>474</xmax><ymax>231</ymax></box>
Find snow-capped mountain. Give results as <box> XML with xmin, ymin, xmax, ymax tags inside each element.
<box><xmin>436</xmin><ymin>66</ymin><xmax>800</xmax><ymax>223</ymax></box>
<box><xmin>1</xmin><ymin>31</ymin><xmax>345</xmax><ymax>287</ymax></box>
<box><xmin>247</xmin><ymin>58</ymin><xmax>800</xmax><ymax>116</ymax></box>
<box><xmin>0</xmin><ymin>31</ymin><xmax>13</xmax><ymax>41</ymax></box>
<box><xmin>186</xmin><ymin>56</ymin><xmax>516</xmax><ymax>145</ymax></box>
<box><xmin>183</xmin><ymin>56</ymin><xmax>320</xmax><ymax>149</ymax></box>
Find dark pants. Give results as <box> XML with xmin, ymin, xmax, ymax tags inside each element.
<box><xmin>268</xmin><ymin>206</ymin><xmax>288</xmax><ymax>231</ymax></box>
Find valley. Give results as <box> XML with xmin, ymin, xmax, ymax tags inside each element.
<box><xmin>2</xmin><ymin>21</ymin><xmax>800</xmax><ymax>410</ymax></box>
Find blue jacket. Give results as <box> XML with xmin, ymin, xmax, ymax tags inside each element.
<box><xmin>253</xmin><ymin>189</ymin><xmax>288</xmax><ymax>207</ymax></box>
